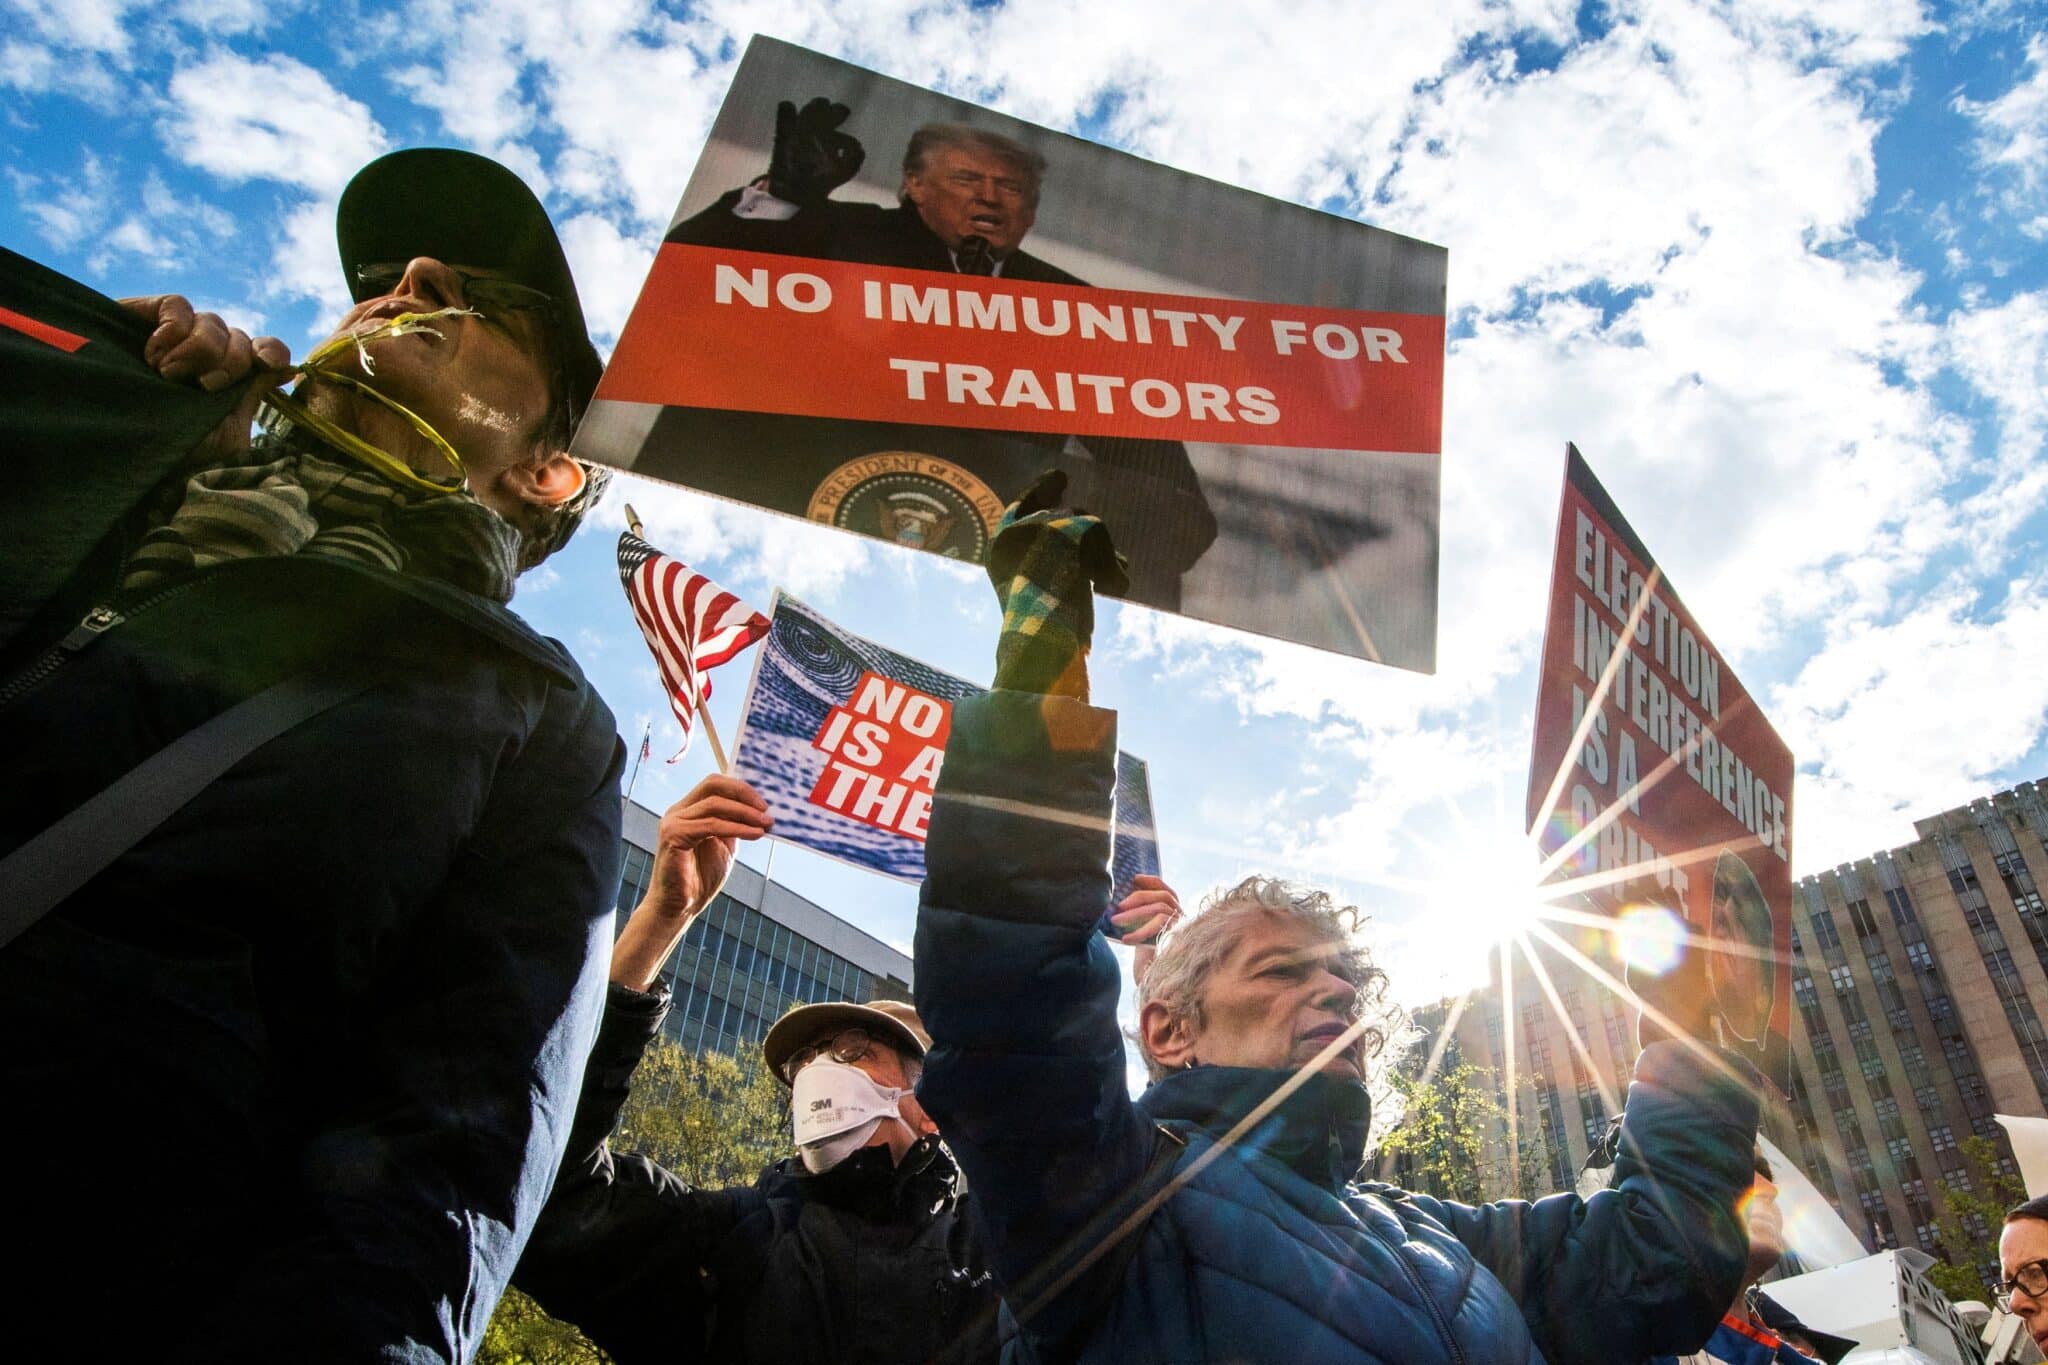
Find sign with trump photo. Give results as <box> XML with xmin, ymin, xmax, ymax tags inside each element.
<box><xmin>1525</xmin><ymin>445</ymin><xmax>1795</xmax><ymax>1094</ymax></box>
<box><xmin>576</xmin><ymin>36</ymin><xmax>1448</xmax><ymax>671</ymax></box>
<box><xmin>731</xmin><ymin>591</ymin><xmax>1161</xmax><ymax>900</ymax></box>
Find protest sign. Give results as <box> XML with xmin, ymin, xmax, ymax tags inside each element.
<box><xmin>732</xmin><ymin>591</ymin><xmax>1160</xmax><ymax>898</ymax></box>
<box><xmin>575</xmin><ymin>35</ymin><xmax>1447</xmax><ymax>671</ymax></box>
<box><xmin>1526</xmin><ymin>445</ymin><xmax>1795</xmax><ymax>1092</ymax></box>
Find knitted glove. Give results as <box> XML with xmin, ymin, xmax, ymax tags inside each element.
<box><xmin>986</xmin><ymin>470</ymin><xmax>1130</xmax><ymax>698</ymax></box>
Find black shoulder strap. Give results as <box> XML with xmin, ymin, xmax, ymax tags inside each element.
<box><xmin>0</xmin><ymin>672</ymin><xmax>373</xmax><ymax>949</ymax></box>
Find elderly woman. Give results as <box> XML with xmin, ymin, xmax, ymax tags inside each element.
<box><xmin>913</xmin><ymin>491</ymin><xmax>1765</xmax><ymax>1364</ymax></box>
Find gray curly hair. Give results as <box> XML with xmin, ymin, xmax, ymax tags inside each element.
<box><xmin>1135</xmin><ymin>875</ymin><xmax>1392</xmax><ymax>1083</ymax></box>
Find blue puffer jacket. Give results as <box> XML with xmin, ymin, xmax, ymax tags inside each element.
<box><xmin>915</xmin><ymin>691</ymin><xmax>1761</xmax><ymax>1365</ymax></box>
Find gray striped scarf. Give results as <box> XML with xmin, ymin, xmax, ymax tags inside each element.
<box><xmin>122</xmin><ymin>424</ymin><xmax>525</xmax><ymax>603</ymax></box>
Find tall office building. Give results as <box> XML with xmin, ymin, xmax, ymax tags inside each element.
<box><xmin>1407</xmin><ymin>777</ymin><xmax>2047</xmax><ymax>1277</ymax></box>
<box><xmin>1777</xmin><ymin>777</ymin><xmax>2047</xmax><ymax>1265</ymax></box>
<box><xmin>614</xmin><ymin>799</ymin><xmax>914</xmax><ymax>1058</ymax></box>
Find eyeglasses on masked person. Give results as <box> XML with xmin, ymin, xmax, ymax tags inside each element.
<box><xmin>782</xmin><ymin>1027</ymin><xmax>881</xmax><ymax>1084</ymax></box>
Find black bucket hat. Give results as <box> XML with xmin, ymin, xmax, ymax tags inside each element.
<box><xmin>335</xmin><ymin>148</ymin><xmax>604</xmax><ymax>430</ymax></box>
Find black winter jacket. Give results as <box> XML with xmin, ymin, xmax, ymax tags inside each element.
<box><xmin>0</xmin><ymin>249</ymin><xmax>623</xmax><ymax>1363</ymax></box>
<box><xmin>516</xmin><ymin>984</ymin><xmax>1001</xmax><ymax>1364</ymax></box>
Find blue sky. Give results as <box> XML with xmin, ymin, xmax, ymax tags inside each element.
<box><xmin>6</xmin><ymin>0</ymin><xmax>2045</xmax><ymax>1005</ymax></box>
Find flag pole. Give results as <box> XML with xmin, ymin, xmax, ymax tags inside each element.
<box><xmin>624</xmin><ymin>502</ymin><xmax>644</xmax><ymax>537</ymax></box>
<box><xmin>701</xmin><ymin>706</ymin><xmax>731</xmax><ymax>774</ymax></box>
<box><xmin>623</xmin><ymin>720</ymin><xmax>651</xmax><ymax>805</ymax></box>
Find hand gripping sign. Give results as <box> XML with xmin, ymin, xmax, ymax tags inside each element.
<box><xmin>730</xmin><ymin>591</ymin><xmax>1159</xmax><ymax>896</ymax></box>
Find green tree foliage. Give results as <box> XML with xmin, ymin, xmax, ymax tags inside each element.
<box><xmin>610</xmin><ymin>1035</ymin><xmax>789</xmax><ymax>1185</ymax></box>
<box><xmin>480</xmin><ymin>1287</ymin><xmax>609</xmax><ymax>1365</ymax></box>
<box><xmin>1376</xmin><ymin>1053</ymin><xmax>1547</xmax><ymax>1204</ymax></box>
<box><xmin>1926</xmin><ymin>1134</ymin><xmax>2026</xmax><ymax>1304</ymax></box>
<box><xmin>478</xmin><ymin>1037</ymin><xmax>790</xmax><ymax>1364</ymax></box>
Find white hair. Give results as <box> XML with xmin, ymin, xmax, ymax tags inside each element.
<box><xmin>1135</xmin><ymin>875</ymin><xmax>1394</xmax><ymax>1083</ymax></box>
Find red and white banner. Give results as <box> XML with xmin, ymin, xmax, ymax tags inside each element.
<box><xmin>1526</xmin><ymin>444</ymin><xmax>1795</xmax><ymax>1092</ymax></box>
<box><xmin>599</xmin><ymin>245</ymin><xmax>1445</xmax><ymax>454</ymax></box>
<box><xmin>573</xmin><ymin>37</ymin><xmax>1449</xmax><ymax>671</ymax></box>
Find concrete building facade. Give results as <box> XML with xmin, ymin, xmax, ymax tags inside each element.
<box><xmin>614</xmin><ymin>800</ymin><xmax>914</xmax><ymax>1058</ymax></box>
<box><xmin>1412</xmin><ymin>778</ymin><xmax>2047</xmax><ymax>1276</ymax></box>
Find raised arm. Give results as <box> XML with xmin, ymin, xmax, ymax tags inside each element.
<box><xmin>609</xmin><ymin>773</ymin><xmax>772</xmax><ymax>992</ymax></box>
<box><xmin>1401</xmin><ymin>1042</ymin><xmax>1760</xmax><ymax>1364</ymax></box>
<box><xmin>915</xmin><ymin>473</ymin><xmax>1164</xmax><ymax>1340</ymax></box>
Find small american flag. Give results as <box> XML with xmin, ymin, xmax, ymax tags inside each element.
<box><xmin>618</xmin><ymin>529</ymin><xmax>770</xmax><ymax>761</ymax></box>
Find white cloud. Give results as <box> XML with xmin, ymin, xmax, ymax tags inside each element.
<box><xmin>4</xmin><ymin>0</ymin><xmax>139</xmax><ymax>62</ymax></box>
<box><xmin>1774</xmin><ymin>574</ymin><xmax>2048</xmax><ymax>867</ymax></box>
<box><xmin>10</xmin><ymin>151</ymin><xmax>113</xmax><ymax>249</ymax></box>
<box><xmin>266</xmin><ymin>196</ymin><xmax>351</xmax><ymax>325</ymax></box>
<box><xmin>161</xmin><ymin>51</ymin><xmax>388</xmax><ymax>195</ymax></box>
<box><xmin>556</xmin><ymin>210</ymin><xmax>656</xmax><ymax>347</ymax></box>
<box><xmin>1958</xmin><ymin>33</ymin><xmax>2048</xmax><ymax>236</ymax></box>
<box><xmin>593</xmin><ymin>474</ymin><xmax>878</xmax><ymax>602</ymax></box>
<box><xmin>1945</xmin><ymin>286</ymin><xmax>2048</xmax><ymax>546</ymax></box>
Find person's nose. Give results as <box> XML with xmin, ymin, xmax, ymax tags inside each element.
<box><xmin>1313</xmin><ymin>968</ymin><xmax>1356</xmax><ymax>1014</ymax></box>
<box><xmin>393</xmin><ymin>258</ymin><xmax>466</xmax><ymax>310</ymax></box>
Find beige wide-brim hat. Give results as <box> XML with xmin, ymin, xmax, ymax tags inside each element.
<box><xmin>761</xmin><ymin>998</ymin><xmax>928</xmax><ymax>1087</ymax></box>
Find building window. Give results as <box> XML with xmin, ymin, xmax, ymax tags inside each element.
<box><xmin>1906</xmin><ymin>941</ymin><xmax>1935</xmax><ymax>972</ymax></box>
<box><xmin>1848</xmin><ymin>898</ymin><xmax>1880</xmax><ymax>938</ymax></box>
<box><xmin>1929</xmin><ymin>1124</ymin><xmax>1956</xmax><ymax>1152</ymax></box>
<box><xmin>1829</xmin><ymin>964</ymin><xmax>1855</xmax><ymax>993</ymax></box>
<box><xmin>1886</xmin><ymin>886</ymin><xmax>1920</xmax><ymax>930</ymax></box>
<box><xmin>1811</xmin><ymin>908</ymin><xmax>1843</xmax><ymax>952</ymax></box>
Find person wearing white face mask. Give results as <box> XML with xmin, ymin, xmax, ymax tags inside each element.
<box><xmin>776</xmin><ymin>1001</ymin><xmax>936</xmax><ymax>1174</ymax></box>
<box><xmin>513</xmin><ymin>771</ymin><xmax>1183</xmax><ymax>1364</ymax></box>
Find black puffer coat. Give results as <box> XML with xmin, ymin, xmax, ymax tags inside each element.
<box><xmin>516</xmin><ymin>985</ymin><xmax>1001</xmax><ymax>1365</ymax></box>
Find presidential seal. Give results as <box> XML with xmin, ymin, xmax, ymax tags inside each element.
<box><xmin>806</xmin><ymin>452</ymin><xmax>1005</xmax><ymax>560</ymax></box>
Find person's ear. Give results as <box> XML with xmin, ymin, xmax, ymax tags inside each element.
<box><xmin>505</xmin><ymin>452</ymin><xmax>586</xmax><ymax>508</ymax></box>
<box><xmin>1140</xmin><ymin>1000</ymin><xmax>1196</xmax><ymax>1070</ymax></box>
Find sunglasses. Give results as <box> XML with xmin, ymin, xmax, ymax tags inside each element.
<box><xmin>353</xmin><ymin>262</ymin><xmax>576</xmax><ymax>444</ymax></box>
<box><xmin>783</xmin><ymin>1027</ymin><xmax>877</xmax><ymax>1084</ymax></box>
<box><xmin>354</xmin><ymin>263</ymin><xmax>557</xmax><ymax>325</ymax></box>
<box><xmin>1998</xmin><ymin>1258</ymin><xmax>2048</xmax><ymax>1312</ymax></box>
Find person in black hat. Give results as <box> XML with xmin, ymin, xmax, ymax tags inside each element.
<box><xmin>512</xmin><ymin>769</ymin><xmax>1178</xmax><ymax>1363</ymax></box>
<box><xmin>0</xmin><ymin>148</ymin><xmax>624</xmax><ymax>1362</ymax></box>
